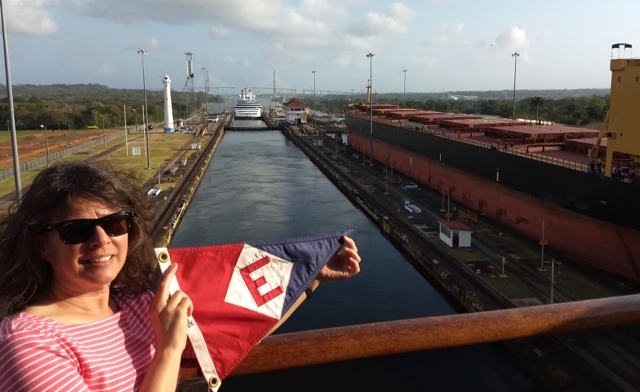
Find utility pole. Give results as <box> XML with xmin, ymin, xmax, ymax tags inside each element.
<box><xmin>124</xmin><ymin>105</ymin><xmax>128</xmax><ymax>156</ymax></box>
<box><xmin>511</xmin><ymin>52</ymin><xmax>520</xmax><ymax>120</ymax></box>
<box><xmin>138</xmin><ymin>48</ymin><xmax>151</xmax><ymax>169</ymax></box>
<box><xmin>367</xmin><ymin>52</ymin><xmax>375</xmax><ymax>166</ymax></box>
<box><xmin>202</xmin><ymin>67</ymin><xmax>208</xmax><ymax>118</ymax></box>
<box><xmin>312</xmin><ymin>70</ymin><xmax>316</xmax><ymax>129</ymax></box>
<box><xmin>40</xmin><ymin>125</ymin><xmax>49</xmax><ymax>164</ymax></box>
<box><xmin>403</xmin><ymin>69</ymin><xmax>407</xmax><ymax>107</ymax></box>
<box><xmin>102</xmin><ymin>115</ymin><xmax>106</xmax><ymax>148</ymax></box>
<box><xmin>1</xmin><ymin>0</ymin><xmax>22</xmax><ymax>201</ymax></box>
<box><xmin>539</xmin><ymin>220</ymin><xmax>548</xmax><ymax>271</ymax></box>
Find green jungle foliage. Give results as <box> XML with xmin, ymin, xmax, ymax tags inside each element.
<box><xmin>315</xmin><ymin>90</ymin><xmax>609</xmax><ymax>128</ymax></box>
<box><xmin>0</xmin><ymin>84</ymin><xmax>223</xmax><ymax>130</ymax></box>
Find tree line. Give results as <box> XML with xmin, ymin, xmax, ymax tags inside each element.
<box><xmin>0</xmin><ymin>84</ymin><xmax>223</xmax><ymax>130</ymax></box>
<box><xmin>313</xmin><ymin>93</ymin><xmax>609</xmax><ymax>128</ymax></box>
<box><xmin>0</xmin><ymin>84</ymin><xmax>610</xmax><ymax>130</ymax></box>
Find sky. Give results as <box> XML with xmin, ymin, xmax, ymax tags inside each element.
<box><xmin>2</xmin><ymin>0</ymin><xmax>640</xmax><ymax>95</ymax></box>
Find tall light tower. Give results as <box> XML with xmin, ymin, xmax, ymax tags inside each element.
<box><xmin>403</xmin><ymin>69</ymin><xmax>408</xmax><ymax>107</ymax></box>
<box><xmin>202</xmin><ymin>67</ymin><xmax>208</xmax><ymax>117</ymax></box>
<box><xmin>1</xmin><ymin>0</ymin><xmax>22</xmax><ymax>201</ymax></box>
<box><xmin>511</xmin><ymin>52</ymin><xmax>520</xmax><ymax>120</ymax></box>
<box><xmin>366</xmin><ymin>52</ymin><xmax>375</xmax><ymax>165</ymax></box>
<box><xmin>184</xmin><ymin>52</ymin><xmax>195</xmax><ymax>119</ymax></box>
<box><xmin>312</xmin><ymin>70</ymin><xmax>316</xmax><ymax>128</ymax></box>
<box><xmin>137</xmin><ymin>48</ymin><xmax>151</xmax><ymax>169</ymax></box>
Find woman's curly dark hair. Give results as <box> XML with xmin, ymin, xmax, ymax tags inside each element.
<box><xmin>0</xmin><ymin>160</ymin><xmax>159</xmax><ymax>319</ymax></box>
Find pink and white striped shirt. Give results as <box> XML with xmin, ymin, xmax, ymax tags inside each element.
<box><xmin>0</xmin><ymin>291</ymin><xmax>155</xmax><ymax>392</ymax></box>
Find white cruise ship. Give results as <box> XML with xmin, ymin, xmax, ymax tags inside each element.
<box><xmin>234</xmin><ymin>88</ymin><xmax>262</xmax><ymax>118</ymax></box>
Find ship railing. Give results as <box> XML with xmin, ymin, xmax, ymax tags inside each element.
<box><xmin>423</xmin><ymin>128</ymin><xmax>588</xmax><ymax>173</ymax></box>
<box><xmin>179</xmin><ymin>294</ymin><xmax>640</xmax><ymax>378</ymax></box>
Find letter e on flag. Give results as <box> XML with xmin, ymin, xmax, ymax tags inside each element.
<box><xmin>224</xmin><ymin>244</ymin><xmax>293</xmax><ymax>319</ymax></box>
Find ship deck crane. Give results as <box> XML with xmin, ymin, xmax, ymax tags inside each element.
<box><xmin>588</xmin><ymin>110</ymin><xmax>609</xmax><ymax>170</ymax></box>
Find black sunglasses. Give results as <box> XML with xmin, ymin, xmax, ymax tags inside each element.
<box><xmin>42</xmin><ymin>211</ymin><xmax>135</xmax><ymax>244</ymax></box>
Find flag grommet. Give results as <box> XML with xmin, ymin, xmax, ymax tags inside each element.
<box><xmin>208</xmin><ymin>376</ymin><xmax>220</xmax><ymax>388</ymax></box>
<box><xmin>157</xmin><ymin>251</ymin><xmax>170</xmax><ymax>263</ymax></box>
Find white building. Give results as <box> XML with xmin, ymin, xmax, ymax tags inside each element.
<box><xmin>283</xmin><ymin>98</ymin><xmax>309</xmax><ymax>125</ymax></box>
<box><xmin>439</xmin><ymin>220</ymin><xmax>472</xmax><ymax>249</ymax></box>
<box><xmin>163</xmin><ymin>75</ymin><xmax>175</xmax><ymax>133</ymax></box>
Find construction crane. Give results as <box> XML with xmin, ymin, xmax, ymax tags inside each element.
<box><xmin>588</xmin><ymin>111</ymin><xmax>609</xmax><ymax>172</ymax></box>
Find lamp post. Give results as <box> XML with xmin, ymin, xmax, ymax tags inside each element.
<box><xmin>123</xmin><ymin>104</ymin><xmax>128</xmax><ymax>156</ymax></box>
<box><xmin>137</xmin><ymin>48</ymin><xmax>151</xmax><ymax>169</ymax></box>
<box><xmin>101</xmin><ymin>115</ymin><xmax>106</xmax><ymax>148</ymax></box>
<box><xmin>202</xmin><ymin>67</ymin><xmax>208</xmax><ymax>118</ymax></box>
<box><xmin>403</xmin><ymin>69</ymin><xmax>407</xmax><ymax>107</ymax></box>
<box><xmin>40</xmin><ymin>125</ymin><xmax>49</xmax><ymax>164</ymax></box>
<box><xmin>1</xmin><ymin>0</ymin><xmax>22</xmax><ymax>201</ymax></box>
<box><xmin>511</xmin><ymin>52</ymin><xmax>520</xmax><ymax>120</ymax></box>
<box><xmin>366</xmin><ymin>52</ymin><xmax>375</xmax><ymax>166</ymax></box>
<box><xmin>312</xmin><ymin>70</ymin><xmax>316</xmax><ymax>128</ymax></box>
<box><xmin>133</xmin><ymin>108</ymin><xmax>138</xmax><ymax>134</ymax></box>
<box><xmin>221</xmin><ymin>89</ymin><xmax>226</xmax><ymax>113</ymax></box>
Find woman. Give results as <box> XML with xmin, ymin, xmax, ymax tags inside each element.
<box><xmin>0</xmin><ymin>160</ymin><xmax>361</xmax><ymax>391</ymax></box>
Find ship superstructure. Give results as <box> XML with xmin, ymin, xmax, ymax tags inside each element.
<box><xmin>234</xmin><ymin>88</ymin><xmax>262</xmax><ymax>118</ymax></box>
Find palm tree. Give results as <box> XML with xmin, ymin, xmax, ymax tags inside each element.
<box><xmin>530</xmin><ymin>96</ymin><xmax>544</xmax><ymax>124</ymax></box>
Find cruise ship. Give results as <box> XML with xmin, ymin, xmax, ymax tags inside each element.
<box><xmin>234</xmin><ymin>88</ymin><xmax>262</xmax><ymax>118</ymax></box>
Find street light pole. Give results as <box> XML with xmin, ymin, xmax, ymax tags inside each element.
<box><xmin>511</xmin><ymin>52</ymin><xmax>520</xmax><ymax>120</ymax></box>
<box><xmin>202</xmin><ymin>67</ymin><xmax>208</xmax><ymax>118</ymax></box>
<box><xmin>1</xmin><ymin>0</ymin><xmax>22</xmax><ymax>201</ymax></box>
<box><xmin>403</xmin><ymin>69</ymin><xmax>407</xmax><ymax>107</ymax></box>
<box><xmin>138</xmin><ymin>48</ymin><xmax>151</xmax><ymax>169</ymax></box>
<box><xmin>124</xmin><ymin>104</ymin><xmax>128</xmax><ymax>156</ymax></box>
<box><xmin>366</xmin><ymin>52</ymin><xmax>375</xmax><ymax>166</ymax></box>
<box><xmin>312</xmin><ymin>70</ymin><xmax>316</xmax><ymax>128</ymax></box>
<box><xmin>40</xmin><ymin>125</ymin><xmax>49</xmax><ymax>164</ymax></box>
<box><xmin>133</xmin><ymin>108</ymin><xmax>138</xmax><ymax>134</ymax></box>
<box><xmin>102</xmin><ymin>115</ymin><xmax>106</xmax><ymax>148</ymax></box>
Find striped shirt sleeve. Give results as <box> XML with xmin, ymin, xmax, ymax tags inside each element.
<box><xmin>0</xmin><ymin>330</ymin><xmax>90</xmax><ymax>392</ymax></box>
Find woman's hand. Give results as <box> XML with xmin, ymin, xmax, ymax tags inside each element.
<box><xmin>316</xmin><ymin>236</ymin><xmax>361</xmax><ymax>282</ymax></box>
<box><xmin>149</xmin><ymin>264</ymin><xmax>193</xmax><ymax>354</ymax></box>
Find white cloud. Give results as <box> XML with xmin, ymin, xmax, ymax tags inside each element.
<box><xmin>351</xmin><ymin>2</ymin><xmax>416</xmax><ymax>36</ymax></box>
<box><xmin>5</xmin><ymin>0</ymin><xmax>58</xmax><ymax>35</ymax></box>
<box><xmin>149</xmin><ymin>38</ymin><xmax>160</xmax><ymax>49</ymax></box>
<box><xmin>495</xmin><ymin>27</ymin><xmax>530</xmax><ymax>49</ymax></box>
<box><xmin>423</xmin><ymin>22</ymin><xmax>464</xmax><ymax>45</ymax></box>
<box><xmin>210</xmin><ymin>24</ymin><xmax>232</xmax><ymax>39</ymax></box>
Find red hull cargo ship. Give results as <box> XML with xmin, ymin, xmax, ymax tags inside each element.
<box><xmin>346</xmin><ymin>45</ymin><xmax>640</xmax><ymax>281</ymax></box>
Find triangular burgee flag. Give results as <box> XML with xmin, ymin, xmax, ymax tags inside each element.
<box><xmin>165</xmin><ymin>231</ymin><xmax>351</xmax><ymax>380</ymax></box>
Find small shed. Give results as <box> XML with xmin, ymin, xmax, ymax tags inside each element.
<box><xmin>439</xmin><ymin>220</ymin><xmax>472</xmax><ymax>249</ymax></box>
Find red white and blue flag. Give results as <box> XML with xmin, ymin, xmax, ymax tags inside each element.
<box><xmin>158</xmin><ymin>231</ymin><xmax>349</xmax><ymax>382</ymax></box>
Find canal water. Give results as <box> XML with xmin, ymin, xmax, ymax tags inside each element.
<box><xmin>171</xmin><ymin>122</ymin><xmax>542</xmax><ymax>391</ymax></box>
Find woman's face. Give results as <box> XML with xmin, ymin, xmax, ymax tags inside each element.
<box><xmin>38</xmin><ymin>197</ymin><xmax>129</xmax><ymax>295</ymax></box>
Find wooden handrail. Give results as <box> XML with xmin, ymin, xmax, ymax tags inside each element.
<box><xmin>170</xmin><ymin>294</ymin><xmax>639</xmax><ymax>376</ymax></box>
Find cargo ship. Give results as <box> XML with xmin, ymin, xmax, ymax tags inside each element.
<box><xmin>345</xmin><ymin>44</ymin><xmax>640</xmax><ymax>281</ymax></box>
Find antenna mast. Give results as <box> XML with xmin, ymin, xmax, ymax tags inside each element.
<box><xmin>184</xmin><ymin>52</ymin><xmax>195</xmax><ymax>118</ymax></box>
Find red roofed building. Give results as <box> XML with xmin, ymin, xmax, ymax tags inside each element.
<box><xmin>283</xmin><ymin>98</ymin><xmax>309</xmax><ymax>124</ymax></box>
<box><xmin>439</xmin><ymin>220</ymin><xmax>472</xmax><ymax>249</ymax></box>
